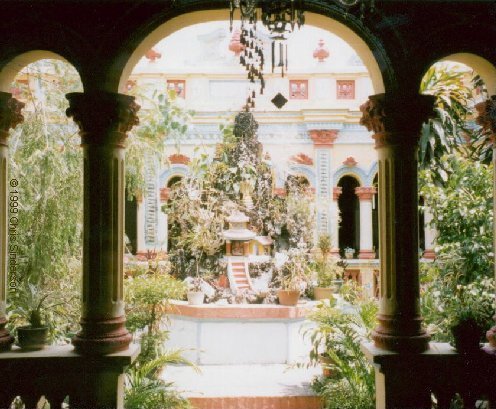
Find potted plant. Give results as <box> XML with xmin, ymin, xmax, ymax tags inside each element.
<box><xmin>313</xmin><ymin>235</ymin><xmax>345</xmax><ymax>300</ymax></box>
<box><xmin>450</xmin><ymin>307</ymin><xmax>493</xmax><ymax>354</ymax></box>
<box><xmin>12</xmin><ymin>284</ymin><xmax>64</xmax><ymax>350</ymax></box>
<box><xmin>277</xmin><ymin>247</ymin><xmax>310</xmax><ymax>306</ymax></box>
<box><xmin>187</xmin><ymin>276</ymin><xmax>205</xmax><ymax>305</ymax></box>
<box><xmin>448</xmin><ymin>286</ymin><xmax>493</xmax><ymax>354</ymax></box>
<box><xmin>344</xmin><ymin>247</ymin><xmax>355</xmax><ymax>259</ymax></box>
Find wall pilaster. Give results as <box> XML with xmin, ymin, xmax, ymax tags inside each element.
<box><xmin>331</xmin><ymin>186</ymin><xmax>342</xmax><ymax>255</ymax></box>
<box><xmin>66</xmin><ymin>91</ymin><xmax>139</xmax><ymax>354</ymax></box>
<box><xmin>360</xmin><ymin>92</ymin><xmax>434</xmax><ymax>353</ymax></box>
<box><xmin>310</xmin><ymin>129</ymin><xmax>338</xmax><ymax>241</ymax></box>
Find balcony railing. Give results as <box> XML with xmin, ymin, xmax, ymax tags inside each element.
<box><xmin>363</xmin><ymin>342</ymin><xmax>496</xmax><ymax>409</ymax></box>
<box><xmin>0</xmin><ymin>344</ymin><xmax>139</xmax><ymax>409</ymax></box>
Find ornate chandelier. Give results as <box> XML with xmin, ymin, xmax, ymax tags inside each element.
<box><xmin>228</xmin><ymin>0</ymin><xmax>374</xmax><ymax>110</ymax></box>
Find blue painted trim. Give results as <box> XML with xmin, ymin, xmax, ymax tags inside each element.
<box><xmin>159</xmin><ymin>164</ymin><xmax>190</xmax><ymax>187</ymax></box>
<box><xmin>333</xmin><ymin>165</ymin><xmax>367</xmax><ymax>186</ymax></box>
<box><xmin>288</xmin><ymin>164</ymin><xmax>317</xmax><ymax>188</ymax></box>
<box><xmin>366</xmin><ymin>161</ymin><xmax>379</xmax><ymax>185</ymax></box>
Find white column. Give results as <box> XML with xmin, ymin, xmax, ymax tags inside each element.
<box><xmin>136</xmin><ymin>198</ymin><xmax>146</xmax><ymax>254</ymax></box>
<box><xmin>331</xmin><ymin>187</ymin><xmax>342</xmax><ymax>256</ymax></box>
<box><xmin>423</xmin><ymin>207</ymin><xmax>436</xmax><ymax>259</ymax></box>
<box><xmin>356</xmin><ymin>186</ymin><xmax>376</xmax><ymax>259</ymax></box>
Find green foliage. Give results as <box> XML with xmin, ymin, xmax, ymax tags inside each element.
<box><xmin>7</xmin><ymin>59</ymin><xmax>83</xmax><ymax>343</ymax></box>
<box><xmin>307</xmin><ymin>299</ymin><xmax>377</xmax><ymax>409</ymax></box>
<box><xmin>285</xmin><ymin>190</ymin><xmax>315</xmax><ymax>249</ymax></box>
<box><xmin>126</xmin><ymin>88</ymin><xmax>192</xmax><ymax>199</ymax></box>
<box><xmin>311</xmin><ymin>235</ymin><xmax>345</xmax><ymax>287</ymax></box>
<box><xmin>419</xmin><ymin>153</ymin><xmax>493</xmax><ymax>282</ymax></box>
<box><xmin>125</xmin><ymin>351</ymin><xmax>194</xmax><ymax>409</ymax></box>
<box><xmin>275</xmin><ymin>246</ymin><xmax>311</xmax><ymax>291</ymax></box>
<box><xmin>124</xmin><ymin>269</ymin><xmax>192</xmax><ymax>408</ymax></box>
<box><xmin>125</xmin><ymin>268</ymin><xmax>186</xmax><ymax>335</ymax></box>
<box><xmin>419</xmin><ymin>64</ymin><xmax>475</xmax><ymax>183</ymax></box>
<box><xmin>421</xmin><ymin>261</ymin><xmax>495</xmax><ymax>344</ymax></box>
<box><xmin>9</xmin><ymin>60</ymin><xmax>83</xmax><ymax>287</ymax></box>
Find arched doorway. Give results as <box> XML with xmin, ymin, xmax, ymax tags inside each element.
<box><xmin>338</xmin><ymin>175</ymin><xmax>360</xmax><ymax>256</ymax></box>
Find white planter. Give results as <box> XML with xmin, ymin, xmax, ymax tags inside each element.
<box><xmin>344</xmin><ymin>250</ymin><xmax>354</xmax><ymax>259</ymax></box>
<box><xmin>187</xmin><ymin>291</ymin><xmax>205</xmax><ymax>305</ymax></box>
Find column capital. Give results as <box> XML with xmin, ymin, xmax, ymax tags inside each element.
<box><xmin>66</xmin><ymin>91</ymin><xmax>140</xmax><ymax>146</ymax></box>
<box><xmin>333</xmin><ymin>186</ymin><xmax>342</xmax><ymax>200</ymax></box>
<box><xmin>309</xmin><ymin>129</ymin><xmax>339</xmax><ymax>147</ymax></box>
<box><xmin>355</xmin><ymin>186</ymin><xmax>376</xmax><ymax>200</ymax></box>
<box><xmin>360</xmin><ymin>93</ymin><xmax>435</xmax><ymax>148</ymax></box>
<box><xmin>475</xmin><ymin>95</ymin><xmax>496</xmax><ymax>143</ymax></box>
<box><xmin>0</xmin><ymin>92</ymin><xmax>25</xmax><ymax>146</ymax></box>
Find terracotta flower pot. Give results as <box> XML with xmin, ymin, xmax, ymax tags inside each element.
<box><xmin>314</xmin><ymin>287</ymin><xmax>334</xmax><ymax>300</ymax></box>
<box><xmin>277</xmin><ymin>290</ymin><xmax>300</xmax><ymax>306</ymax></box>
<box><xmin>17</xmin><ymin>325</ymin><xmax>49</xmax><ymax>351</ymax></box>
<box><xmin>187</xmin><ymin>291</ymin><xmax>205</xmax><ymax>305</ymax></box>
<box><xmin>218</xmin><ymin>274</ymin><xmax>229</xmax><ymax>288</ymax></box>
<box><xmin>319</xmin><ymin>354</ymin><xmax>336</xmax><ymax>378</ymax></box>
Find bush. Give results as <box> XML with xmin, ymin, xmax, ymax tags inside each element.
<box><xmin>124</xmin><ymin>270</ymin><xmax>191</xmax><ymax>409</ymax></box>
<box><xmin>307</xmin><ymin>299</ymin><xmax>377</xmax><ymax>409</ymax></box>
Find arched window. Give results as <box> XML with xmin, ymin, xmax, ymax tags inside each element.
<box><xmin>167</xmin><ymin>175</ymin><xmax>183</xmax><ymax>188</ymax></box>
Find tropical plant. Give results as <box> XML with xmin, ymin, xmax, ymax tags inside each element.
<box><xmin>421</xmin><ymin>260</ymin><xmax>495</xmax><ymax>344</ymax></box>
<box><xmin>125</xmin><ymin>268</ymin><xmax>186</xmax><ymax>363</ymax></box>
<box><xmin>276</xmin><ymin>245</ymin><xmax>311</xmax><ymax>291</ymax></box>
<box><xmin>419</xmin><ymin>63</ymin><xmax>475</xmax><ymax>184</ymax></box>
<box><xmin>124</xmin><ymin>268</ymin><xmax>192</xmax><ymax>409</ymax></box>
<box><xmin>307</xmin><ymin>299</ymin><xmax>377</xmax><ymax>409</ymax></box>
<box><xmin>419</xmin><ymin>153</ymin><xmax>493</xmax><ymax>282</ymax></box>
<box><xmin>9</xmin><ymin>59</ymin><xmax>83</xmax><ymax>288</ymax></box>
<box><xmin>126</xmin><ymin>87</ymin><xmax>192</xmax><ymax>199</ymax></box>
<box><xmin>125</xmin><ymin>348</ymin><xmax>194</xmax><ymax>409</ymax></box>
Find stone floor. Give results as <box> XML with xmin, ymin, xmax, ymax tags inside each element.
<box><xmin>162</xmin><ymin>364</ymin><xmax>322</xmax><ymax>409</ymax></box>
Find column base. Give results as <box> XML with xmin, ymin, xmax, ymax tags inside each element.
<box><xmin>72</xmin><ymin>316</ymin><xmax>132</xmax><ymax>355</ymax></box>
<box><xmin>422</xmin><ymin>249</ymin><xmax>436</xmax><ymax>260</ymax></box>
<box><xmin>359</xmin><ymin>249</ymin><xmax>376</xmax><ymax>259</ymax></box>
<box><xmin>330</xmin><ymin>248</ymin><xmax>340</xmax><ymax>257</ymax></box>
<box><xmin>0</xmin><ymin>318</ymin><xmax>14</xmax><ymax>352</ymax></box>
<box><xmin>372</xmin><ymin>314</ymin><xmax>430</xmax><ymax>353</ymax></box>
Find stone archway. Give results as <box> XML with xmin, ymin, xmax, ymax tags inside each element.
<box><xmin>118</xmin><ymin>10</ymin><xmax>385</xmax><ymax>94</ymax></box>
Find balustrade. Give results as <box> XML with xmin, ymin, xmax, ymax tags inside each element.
<box><xmin>0</xmin><ymin>344</ymin><xmax>139</xmax><ymax>409</ymax></box>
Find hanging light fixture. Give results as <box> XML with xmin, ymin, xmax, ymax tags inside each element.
<box><xmin>229</xmin><ymin>0</ymin><xmax>304</xmax><ymax>109</ymax></box>
<box><xmin>228</xmin><ymin>0</ymin><xmax>374</xmax><ymax>109</ymax></box>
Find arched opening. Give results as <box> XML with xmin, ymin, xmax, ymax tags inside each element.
<box><xmin>416</xmin><ymin>55</ymin><xmax>496</xmax><ymax>351</ymax></box>
<box><xmin>5</xmin><ymin>54</ymin><xmax>84</xmax><ymax>344</ymax></box>
<box><xmin>115</xmin><ymin>8</ymin><xmax>384</xmax><ymax>404</ymax></box>
<box><xmin>338</xmin><ymin>175</ymin><xmax>360</xmax><ymax>256</ymax></box>
<box><xmin>167</xmin><ymin>175</ymin><xmax>183</xmax><ymax>188</ymax></box>
<box><xmin>119</xmin><ymin>10</ymin><xmax>385</xmax><ymax>94</ymax></box>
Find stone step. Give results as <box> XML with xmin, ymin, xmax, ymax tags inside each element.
<box><xmin>189</xmin><ymin>396</ymin><xmax>321</xmax><ymax>409</ymax></box>
<box><xmin>163</xmin><ymin>364</ymin><xmax>321</xmax><ymax>409</ymax></box>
